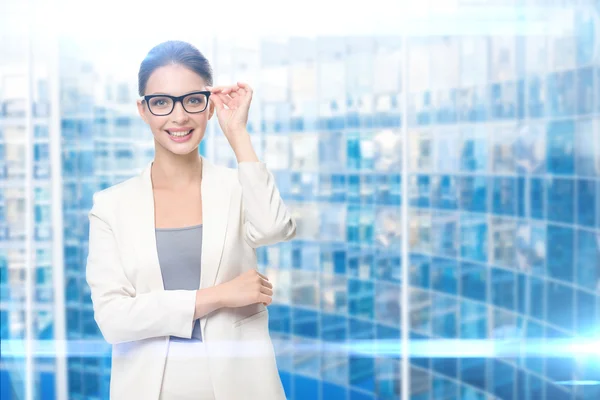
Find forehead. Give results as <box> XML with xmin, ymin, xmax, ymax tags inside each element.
<box><xmin>145</xmin><ymin>64</ymin><xmax>206</xmax><ymax>95</ymax></box>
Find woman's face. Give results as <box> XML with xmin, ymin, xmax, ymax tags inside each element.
<box><xmin>137</xmin><ymin>64</ymin><xmax>214</xmax><ymax>156</ymax></box>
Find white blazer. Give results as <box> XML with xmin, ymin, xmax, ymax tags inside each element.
<box><xmin>85</xmin><ymin>156</ymin><xmax>296</xmax><ymax>400</ymax></box>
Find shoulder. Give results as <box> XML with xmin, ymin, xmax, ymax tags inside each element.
<box><xmin>208</xmin><ymin>160</ymin><xmax>270</xmax><ymax>190</ymax></box>
<box><xmin>90</xmin><ymin>173</ymin><xmax>144</xmax><ymax>215</ymax></box>
<box><xmin>204</xmin><ymin>158</ymin><xmax>239</xmax><ymax>187</ymax></box>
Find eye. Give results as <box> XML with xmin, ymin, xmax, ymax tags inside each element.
<box><xmin>150</xmin><ymin>97</ymin><xmax>171</xmax><ymax>108</ymax></box>
<box><xmin>186</xmin><ymin>95</ymin><xmax>206</xmax><ymax>105</ymax></box>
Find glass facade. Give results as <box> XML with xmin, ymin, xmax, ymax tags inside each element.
<box><xmin>1</xmin><ymin>3</ymin><xmax>599</xmax><ymax>400</ymax></box>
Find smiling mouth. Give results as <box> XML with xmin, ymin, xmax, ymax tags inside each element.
<box><xmin>166</xmin><ymin>129</ymin><xmax>193</xmax><ymax>137</ymax></box>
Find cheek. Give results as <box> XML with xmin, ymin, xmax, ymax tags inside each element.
<box><xmin>149</xmin><ymin>117</ymin><xmax>169</xmax><ymax>134</ymax></box>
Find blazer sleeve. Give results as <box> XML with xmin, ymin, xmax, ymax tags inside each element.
<box><xmin>238</xmin><ymin>162</ymin><xmax>297</xmax><ymax>248</ymax></box>
<box><xmin>85</xmin><ymin>193</ymin><xmax>197</xmax><ymax>345</ymax></box>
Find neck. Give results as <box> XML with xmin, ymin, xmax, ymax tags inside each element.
<box><xmin>151</xmin><ymin>146</ymin><xmax>203</xmax><ymax>190</ymax></box>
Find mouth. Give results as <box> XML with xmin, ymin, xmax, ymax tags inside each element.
<box><xmin>166</xmin><ymin>129</ymin><xmax>194</xmax><ymax>137</ymax></box>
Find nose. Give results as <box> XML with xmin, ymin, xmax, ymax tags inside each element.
<box><xmin>170</xmin><ymin>100</ymin><xmax>189</xmax><ymax>123</ymax></box>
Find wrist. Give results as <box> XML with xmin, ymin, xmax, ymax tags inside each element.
<box><xmin>194</xmin><ymin>286</ymin><xmax>227</xmax><ymax>320</ymax></box>
<box><xmin>231</xmin><ymin>133</ymin><xmax>259</xmax><ymax>163</ymax></box>
<box><xmin>229</xmin><ymin>130</ymin><xmax>251</xmax><ymax>150</ymax></box>
<box><xmin>209</xmin><ymin>284</ymin><xmax>228</xmax><ymax>309</ymax></box>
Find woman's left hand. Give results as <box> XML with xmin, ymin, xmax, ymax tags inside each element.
<box><xmin>207</xmin><ymin>82</ymin><xmax>253</xmax><ymax>147</ymax></box>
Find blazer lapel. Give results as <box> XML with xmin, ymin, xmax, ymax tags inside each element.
<box><xmin>200</xmin><ymin>156</ymin><xmax>232</xmax><ymax>290</ymax></box>
<box><xmin>133</xmin><ymin>162</ymin><xmax>166</xmax><ymax>292</ymax></box>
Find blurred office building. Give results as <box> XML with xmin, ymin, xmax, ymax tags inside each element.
<box><xmin>1</xmin><ymin>4</ymin><xmax>599</xmax><ymax>400</ymax></box>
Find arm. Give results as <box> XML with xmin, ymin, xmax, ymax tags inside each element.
<box><xmin>86</xmin><ymin>193</ymin><xmax>214</xmax><ymax>344</ymax></box>
<box><xmin>234</xmin><ymin>133</ymin><xmax>297</xmax><ymax>248</ymax></box>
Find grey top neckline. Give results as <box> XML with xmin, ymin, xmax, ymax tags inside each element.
<box><xmin>155</xmin><ymin>224</ymin><xmax>203</xmax><ymax>341</ymax></box>
<box><xmin>155</xmin><ymin>224</ymin><xmax>203</xmax><ymax>232</ymax></box>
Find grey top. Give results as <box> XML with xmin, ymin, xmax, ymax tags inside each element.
<box><xmin>155</xmin><ymin>224</ymin><xmax>203</xmax><ymax>341</ymax></box>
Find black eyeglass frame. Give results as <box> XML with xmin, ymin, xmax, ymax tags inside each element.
<box><xmin>142</xmin><ymin>91</ymin><xmax>212</xmax><ymax>116</ymax></box>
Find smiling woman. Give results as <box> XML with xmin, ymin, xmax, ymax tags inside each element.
<box><xmin>85</xmin><ymin>40</ymin><xmax>296</xmax><ymax>400</ymax></box>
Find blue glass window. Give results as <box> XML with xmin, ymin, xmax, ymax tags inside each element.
<box><xmin>516</xmin><ymin>273</ymin><xmax>526</xmax><ymax>314</ymax></box>
<box><xmin>322</xmin><ymin>383</ymin><xmax>346</xmax><ymax>400</ymax></box>
<box><xmin>431</xmin><ymin>211</ymin><xmax>459</xmax><ymax>258</ymax></box>
<box><xmin>575</xmin><ymin>10</ymin><xmax>596</xmax><ymax>65</ymax></box>
<box><xmin>460</xmin><ymin>131</ymin><xmax>488</xmax><ymax>172</ymax></box>
<box><xmin>547</xmin><ymin>177</ymin><xmax>574</xmax><ymax>224</ymax></box>
<box><xmin>546</xmin><ymin>120</ymin><xmax>575</xmax><ymax>174</ymax></box>
<box><xmin>517</xmin><ymin>177</ymin><xmax>546</xmax><ymax>219</ymax></box>
<box><xmin>460</xmin><ymin>300</ymin><xmax>487</xmax><ymax>339</ymax></box>
<box><xmin>575</xmin><ymin>290</ymin><xmax>596</xmax><ymax>335</ymax></box>
<box><xmin>458</xmin><ymin>177</ymin><xmax>487</xmax><ymax>212</ymax></box>
<box><xmin>547</xmin><ymin>70</ymin><xmax>576</xmax><ymax>117</ymax></box>
<box><xmin>66</xmin><ymin>307</ymin><xmax>80</xmax><ymax>338</ymax></box>
<box><xmin>268</xmin><ymin>304</ymin><xmax>291</xmax><ymax>334</ymax></box>
<box><xmin>348</xmin><ymin>279</ymin><xmax>374</xmax><ymax>319</ymax></box>
<box><xmin>596</xmin><ymin>66</ymin><xmax>600</xmax><ymax>114</ymax></box>
<box><xmin>460</xmin><ymin>262</ymin><xmax>486</xmax><ymax>302</ymax></box>
<box><xmin>68</xmin><ymin>371</ymin><xmax>81</xmax><ymax>395</ymax></box>
<box><xmin>293</xmin><ymin>375</ymin><xmax>318</xmax><ymax>400</ymax></box>
<box><xmin>527</xmin><ymin>75</ymin><xmax>545</xmax><ymax>118</ymax></box>
<box><xmin>432</xmin><ymin>175</ymin><xmax>458</xmax><ymax>210</ymax></box>
<box><xmin>431</xmin><ymin>258</ymin><xmax>458</xmax><ymax>295</ymax></box>
<box><xmin>577</xmin><ymin>67</ymin><xmax>594</xmax><ymax>114</ymax></box>
<box><xmin>575</xmin><ymin>119</ymin><xmax>596</xmax><ymax>176</ymax></box>
<box><xmin>320</xmin><ymin>313</ymin><xmax>346</xmax><ymax>342</ymax></box>
<box><xmin>575</xmin><ymin>229</ymin><xmax>599</xmax><ymax>291</ymax></box>
<box><xmin>577</xmin><ymin>179</ymin><xmax>597</xmax><ymax>227</ymax></box>
<box><xmin>546</xmin><ymin>225</ymin><xmax>574</xmax><ymax>282</ymax></box>
<box><xmin>431</xmin><ymin>357</ymin><xmax>458</xmax><ymax>380</ymax></box>
<box><xmin>292</xmin><ymin>308</ymin><xmax>318</xmax><ymax>338</ymax></box>
<box><xmin>409</xmin><ymin>254</ymin><xmax>430</xmax><ymax>289</ymax></box>
<box><xmin>528</xmin><ymin>276</ymin><xmax>545</xmax><ymax>321</ymax></box>
<box><xmin>374</xmin><ymin>281</ymin><xmax>399</xmax><ymax>325</ymax></box>
<box><xmin>546</xmin><ymin>282</ymin><xmax>574</xmax><ymax>330</ymax></box>
<box><xmin>432</xmin><ymin>294</ymin><xmax>457</xmax><ymax>338</ymax></box>
<box><xmin>460</xmin><ymin>386</ymin><xmax>485</xmax><ymax>400</ymax></box>
<box><xmin>460</xmin><ymin>358</ymin><xmax>486</xmax><ymax>390</ymax></box>
<box><xmin>460</xmin><ymin>213</ymin><xmax>488</xmax><ymax>262</ymax></box>
<box><xmin>597</xmin><ymin>180</ymin><xmax>600</xmax><ymax>229</ymax></box>
<box><xmin>375</xmin><ymin>358</ymin><xmax>399</xmax><ymax>398</ymax></box>
<box><xmin>491</xmin><ymin>268</ymin><xmax>515</xmax><ymax>311</ymax></box>
<box><xmin>492</xmin><ymin>177</ymin><xmax>517</xmax><ymax>216</ymax></box>
<box><xmin>83</xmin><ymin>372</ymin><xmax>99</xmax><ymax>398</ymax></box>
<box><xmin>409</xmin><ymin>175</ymin><xmax>430</xmax><ymax>208</ymax></box>
<box><xmin>525</xmin><ymin>320</ymin><xmax>544</xmax><ymax>374</ymax></box>
<box><xmin>492</xmin><ymin>360</ymin><xmax>514</xmax><ymax>399</ymax></box>
<box><xmin>34</xmin><ymin>143</ymin><xmax>49</xmax><ymax>162</ymax></box>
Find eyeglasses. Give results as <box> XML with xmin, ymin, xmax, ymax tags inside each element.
<box><xmin>142</xmin><ymin>91</ymin><xmax>211</xmax><ymax>116</ymax></box>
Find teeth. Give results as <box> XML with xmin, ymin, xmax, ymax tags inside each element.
<box><xmin>169</xmin><ymin>130</ymin><xmax>192</xmax><ymax>137</ymax></box>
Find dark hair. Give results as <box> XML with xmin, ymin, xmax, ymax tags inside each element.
<box><xmin>138</xmin><ymin>40</ymin><xmax>213</xmax><ymax>96</ymax></box>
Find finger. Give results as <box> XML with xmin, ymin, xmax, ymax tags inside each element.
<box><xmin>207</xmin><ymin>85</ymin><xmax>234</xmax><ymax>94</ymax></box>
<box><xmin>260</xmin><ymin>278</ymin><xmax>273</xmax><ymax>289</ymax></box>
<box><xmin>256</xmin><ymin>270</ymin><xmax>269</xmax><ymax>281</ymax></box>
<box><xmin>237</xmin><ymin>81</ymin><xmax>252</xmax><ymax>93</ymax></box>
<box><xmin>260</xmin><ymin>295</ymin><xmax>272</xmax><ymax>306</ymax></box>
<box><xmin>206</xmin><ymin>85</ymin><xmax>222</xmax><ymax>93</ymax></box>
<box><xmin>220</xmin><ymin>84</ymin><xmax>239</xmax><ymax>95</ymax></box>
<box><xmin>260</xmin><ymin>286</ymin><xmax>274</xmax><ymax>296</ymax></box>
<box><xmin>209</xmin><ymin>94</ymin><xmax>225</xmax><ymax>109</ymax></box>
<box><xmin>216</xmin><ymin>93</ymin><xmax>234</xmax><ymax>108</ymax></box>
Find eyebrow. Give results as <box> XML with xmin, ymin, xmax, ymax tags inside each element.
<box><xmin>146</xmin><ymin>90</ymin><xmax>206</xmax><ymax>96</ymax></box>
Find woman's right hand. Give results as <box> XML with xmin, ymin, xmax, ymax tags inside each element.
<box><xmin>218</xmin><ymin>269</ymin><xmax>274</xmax><ymax>308</ymax></box>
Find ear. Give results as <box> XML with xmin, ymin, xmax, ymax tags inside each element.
<box><xmin>207</xmin><ymin>101</ymin><xmax>215</xmax><ymax>120</ymax></box>
<box><xmin>137</xmin><ymin>99</ymin><xmax>149</xmax><ymax>124</ymax></box>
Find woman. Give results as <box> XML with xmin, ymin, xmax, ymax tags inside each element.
<box><xmin>86</xmin><ymin>40</ymin><xmax>296</xmax><ymax>400</ymax></box>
